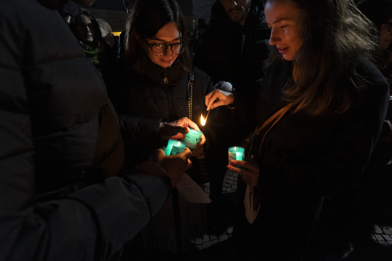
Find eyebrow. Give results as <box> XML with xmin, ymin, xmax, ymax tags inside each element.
<box><xmin>270</xmin><ymin>17</ymin><xmax>293</xmax><ymax>24</ymax></box>
<box><xmin>151</xmin><ymin>37</ymin><xmax>181</xmax><ymax>42</ymax></box>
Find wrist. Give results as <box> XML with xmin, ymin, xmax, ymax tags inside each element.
<box><xmin>228</xmin><ymin>90</ymin><xmax>236</xmax><ymax>109</ymax></box>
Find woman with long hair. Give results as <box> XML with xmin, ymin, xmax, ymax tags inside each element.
<box><xmin>113</xmin><ymin>0</ymin><xmax>214</xmax><ymax>254</ymax></box>
<box><xmin>205</xmin><ymin>0</ymin><xmax>390</xmax><ymax>259</ymax></box>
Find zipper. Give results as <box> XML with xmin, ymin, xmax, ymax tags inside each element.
<box><xmin>163</xmin><ymin>68</ymin><xmax>168</xmax><ymax>84</ymax></box>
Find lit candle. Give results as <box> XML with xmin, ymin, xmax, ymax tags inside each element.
<box><xmin>170</xmin><ymin>141</ymin><xmax>186</xmax><ymax>155</ymax></box>
<box><xmin>165</xmin><ymin>139</ymin><xmax>185</xmax><ymax>155</ymax></box>
<box><xmin>228</xmin><ymin>146</ymin><xmax>245</xmax><ymax>166</ymax></box>
<box><xmin>184</xmin><ymin>128</ymin><xmax>203</xmax><ymax>149</ymax></box>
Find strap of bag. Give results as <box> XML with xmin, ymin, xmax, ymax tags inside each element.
<box><xmin>188</xmin><ymin>69</ymin><xmax>195</xmax><ymax>121</ymax></box>
<box><xmin>244</xmin><ymin>103</ymin><xmax>292</xmax><ymax>224</ymax></box>
<box><xmin>255</xmin><ymin>103</ymin><xmax>292</xmax><ymax>154</ymax></box>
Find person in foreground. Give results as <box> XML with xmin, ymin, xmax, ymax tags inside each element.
<box><xmin>0</xmin><ymin>0</ymin><xmax>194</xmax><ymax>260</ymax></box>
<box><xmin>205</xmin><ymin>0</ymin><xmax>390</xmax><ymax>260</ymax></box>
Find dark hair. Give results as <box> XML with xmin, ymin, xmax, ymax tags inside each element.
<box><xmin>124</xmin><ymin>0</ymin><xmax>191</xmax><ymax>73</ymax></box>
<box><xmin>70</xmin><ymin>10</ymin><xmax>104</xmax><ymax>46</ymax></box>
<box><xmin>265</xmin><ymin>0</ymin><xmax>378</xmax><ymax>116</ymax></box>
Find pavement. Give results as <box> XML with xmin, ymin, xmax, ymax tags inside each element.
<box><xmin>121</xmin><ymin>163</ymin><xmax>392</xmax><ymax>261</ymax></box>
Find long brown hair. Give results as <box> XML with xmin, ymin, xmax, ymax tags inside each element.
<box><xmin>124</xmin><ymin>0</ymin><xmax>191</xmax><ymax>73</ymax></box>
<box><xmin>265</xmin><ymin>0</ymin><xmax>378</xmax><ymax>116</ymax></box>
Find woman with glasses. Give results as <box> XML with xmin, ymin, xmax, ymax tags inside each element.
<box><xmin>113</xmin><ymin>0</ymin><xmax>214</xmax><ymax>255</ymax></box>
<box><xmin>205</xmin><ymin>0</ymin><xmax>390</xmax><ymax>259</ymax></box>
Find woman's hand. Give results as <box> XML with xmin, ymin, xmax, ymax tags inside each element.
<box><xmin>191</xmin><ymin>134</ymin><xmax>206</xmax><ymax>159</ymax></box>
<box><xmin>160</xmin><ymin>117</ymin><xmax>199</xmax><ymax>140</ymax></box>
<box><xmin>150</xmin><ymin>148</ymin><xmax>192</xmax><ymax>188</ymax></box>
<box><xmin>205</xmin><ymin>81</ymin><xmax>235</xmax><ymax>110</ymax></box>
<box><xmin>159</xmin><ymin>122</ymin><xmax>188</xmax><ymax>140</ymax></box>
<box><xmin>227</xmin><ymin>160</ymin><xmax>259</xmax><ymax>187</ymax></box>
<box><xmin>159</xmin><ymin>117</ymin><xmax>206</xmax><ymax>158</ymax></box>
<box><xmin>174</xmin><ymin>117</ymin><xmax>206</xmax><ymax>159</ymax></box>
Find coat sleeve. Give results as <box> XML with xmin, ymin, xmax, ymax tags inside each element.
<box><xmin>118</xmin><ymin>114</ymin><xmax>162</xmax><ymax>140</ymax></box>
<box><xmin>0</xmin><ymin>20</ymin><xmax>171</xmax><ymax>261</ymax></box>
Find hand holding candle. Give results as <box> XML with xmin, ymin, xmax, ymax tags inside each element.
<box><xmin>150</xmin><ymin>148</ymin><xmax>192</xmax><ymax>188</ymax></box>
<box><xmin>161</xmin><ymin>117</ymin><xmax>199</xmax><ymax>140</ymax></box>
<box><xmin>161</xmin><ymin>117</ymin><xmax>206</xmax><ymax>159</ymax></box>
<box><xmin>184</xmin><ymin>128</ymin><xmax>206</xmax><ymax>159</ymax></box>
<box><xmin>227</xmin><ymin>159</ymin><xmax>259</xmax><ymax>187</ymax></box>
<box><xmin>159</xmin><ymin>122</ymin><xmax>189</xmax><ymax>140</ymax></box>
<box><xmin>165</xmin><ymin>139</ymin><xmax>186</xmax><ymax>156</ymax></box>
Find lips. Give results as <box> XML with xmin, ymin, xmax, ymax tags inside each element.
<box><xmin>278</xmin><ymin>47</ymin><xmax>289</xmax><ymax>54</ymax></box>
<box><xmin>229</xmin><ymin>10</ymin><xmax>241</xmax><ymax>16</ymax></box>
<box><xmin>160</xmin><ymin>59</ymin><xmax>172</xmax><ymax>64</ymax></box>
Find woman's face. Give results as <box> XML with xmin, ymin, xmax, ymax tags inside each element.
<box><xmin>75</xmin><ymin>15</ymin><xmax>96</xmax><ymax>43</ymax></box>
<box><xmin>379</xmin><ymin>17</ymin><xmax>392</xmax><ymax>50</ymax></box>
<box><xmin>265</xmin><ymin>0</ymin><xmax>304</xmax><ymax>61</ymax></box>
<box><xmin>144</xmin><ymin>21</ymin><xmax>181</xmax><ymax>68</ymax></box>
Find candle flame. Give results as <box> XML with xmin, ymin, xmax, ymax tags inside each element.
<box><xmin>201</xmin><ymin>114</ymin><xmax>206</xmax><ymax>126</ymax></box>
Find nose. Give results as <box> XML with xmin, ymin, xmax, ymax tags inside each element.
<box><xmin>269</xmin><ymin>28</ymin><xmax>280</xmax><ymax>46</ymax></box>
<box><xmin>229</xmin><ymin>0</ymin><xmax>238</xmax><ymax>8</ymax></box>
<box><xmin>163</xmin><ymin>45</ymin><xmax>173</xmax><ymax>57</ymax></box>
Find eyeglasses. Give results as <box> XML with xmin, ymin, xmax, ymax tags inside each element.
<box><xmin>143</xmin><ymin>38</ymin><xmax>185</xmax><ymax>56</ymax></box>
<box><xmin>382</xmin><ymin>23</ymin><xmax>392</xmax><ymax>32</ymax></box>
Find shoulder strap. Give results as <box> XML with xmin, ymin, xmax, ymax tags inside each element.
<box><xmin>255</xmin><ymin>103</ymin><xmax>292</xmax><ymax>154</ymax></box>
<box><xmin>188</xmin><ymin>67</ymin><xmax>196</xmax><ymax>120</ymax></box>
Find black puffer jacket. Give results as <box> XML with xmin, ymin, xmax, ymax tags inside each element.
<box><xmin>0</xmin><ymin>1</ymin><xmax>173</xmax><ymax>260</ymax></box>
<box><xmin>114</xmin><ymin>59</ymin><xmax>214</xmax><ymax>167</ymax></box>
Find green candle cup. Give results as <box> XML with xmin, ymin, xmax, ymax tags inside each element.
<box><xmin>228</xmin><ymin>146</ymin><xmax>245</xmax><ymax>167</ymax></box>
<box><xmin>165</xmin><ymin>139</ymin><xmax>186</xmax><ymax>156</ymax></box>
<box><xmin>184</xmin><ymin>128</ymin><xmax>203</xmax><ymax>149</ymax></box>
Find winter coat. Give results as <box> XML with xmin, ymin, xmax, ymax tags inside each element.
<box><xmin>0</xmin><ymin>1</ymin><xmax>172</xmax><ymax>260</ymax></box>
<box><xmin>232</xmin><ymin>59</ymin><xmax>390</xmax><ymax>260</ymax></box>
<box><xmin>113</xmin><ymin>59</ymin><xmax>214</xmax><ymax>167</ymax></box>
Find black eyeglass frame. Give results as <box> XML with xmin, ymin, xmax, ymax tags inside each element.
<box><xmin>142</xmin><ymin>38</ymin><xmax>186</xmax><ymax>56</ymax></box>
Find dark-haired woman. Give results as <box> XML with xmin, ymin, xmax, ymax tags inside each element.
<box><xmin>70</xmin><ymin>10</ymin><xmax>117</xmax><ymax>89</ymax></box>
<box><xmin>205</xmin><ymin>0</ymin><xmax>390</xmax><ymax>260</ymax></box>
<box><xmin>112</xmin><ymin>0</ymin><xmax>214</xmax><ymax>253</ymax></box>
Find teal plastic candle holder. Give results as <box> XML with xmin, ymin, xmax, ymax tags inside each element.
<box><xmin>228</xmin><ymin>146</ymin><xmax>245</xmax><ymax>166</ymax></box>
<box><xmin>165</xmin><ymin>139</ymin><xmax>186</xmax><ymax>156</ymax></box>
<box><xmin>184</xmin><ymin>128</ymin><xmax>203</xmax><ymax>149</ymax></box>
